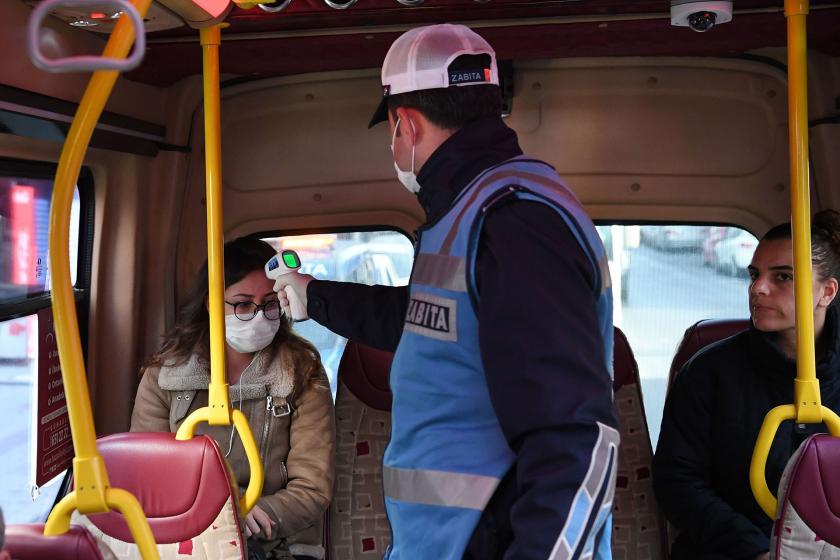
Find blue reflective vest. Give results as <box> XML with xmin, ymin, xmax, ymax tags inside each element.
<box><xmin>384</xmin><ymin>157</ymin><xmax>618</xmax><ymax>560</ymax></box>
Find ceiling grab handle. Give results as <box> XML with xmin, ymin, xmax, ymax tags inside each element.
<box><xmin>174</xmin><ymin>24</ymin><xmax>265</xmax><ymax>517</ymax></box>
<box><xmin>27</xmin><ymin>0</ymin><xmax>145</xmax><ymax>73</ymax></box>
<box><xmin>748</xmin><ymin>0</ymin><xmax>840</xmax><ymax>519</ymax></box>
<box><xmin>39</xmin><ymin>0</ymin><xmax>159</xmax><ymax>557</ymax></box>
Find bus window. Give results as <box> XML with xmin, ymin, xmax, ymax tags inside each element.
<box><xmin>0</xmin><ymin>164</ymin><xmax>90</xmax><ymax>523</ymax></box>
<box><xmin>596</xmin><ymin>224</ymin><xmax>756</xmax><ymax>447</ymax></box>
<box><xmin>263</xmin><ymin>230</ymin><xmax>414</xmax><ymax>397</ymax></box>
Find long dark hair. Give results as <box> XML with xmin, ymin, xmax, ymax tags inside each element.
<box><xmin>144</xmin><ymin>237</ymin><xmax>328</xmax><ymax>393</ymax></box>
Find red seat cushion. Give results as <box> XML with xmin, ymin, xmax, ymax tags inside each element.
<box><xmin>5</xmin><ymin>524</ymin><xmax>103</xmax><ymax>560</ymax></box>
<box><xmin>338</xmin><ymin>342</ymin><xmax>393</xmax><ymax>411</ymax></box>
<box><xmin>80</xmin><ymin>432</ymin><xmax>239</xmax><ymax>545</ymax></box>
<box><xmin>669</xmin><ymin>319</ymin><xmax>749</xmax><ymax>387</ymax></box>
<box><xmin>775</xmin><ymin>434</ymin><xmax>840</xmax><ymax>552</ymax></box>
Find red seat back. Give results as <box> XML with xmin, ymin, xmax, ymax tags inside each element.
<box><xmin>337</xmin><ymin>341</ymin><xmax>392</xmax><ymax>411</ymax></box>
<box><xmin>5</xmin><ymin>524</ymin><xmax>106</xmax><ymax>560</ymax></box>
<box><xmin>773</xmin><ymin>434</ymin><xmax>840</xmax><ymax>557</ymax></box>
<box><xmin>329</xmin><ymin>341</ymin><xmax>393</xmax><ymax>559</ymax></box>
<box><xmin>72</xmin><ymin>432</ymin><xmax>245</xmax><ymax>559</ymax></box>
<box><xmin>669</xmin><ymin>319</ymin><xmax>748</xmax><ymax>387</ymax></box>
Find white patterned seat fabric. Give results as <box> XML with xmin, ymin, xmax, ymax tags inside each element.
<box><xmin>611</xmin><ymin>327</ymin><xmax>669</xmax><ymax>560</ymax></box>
<box><xmin>329</xmin><ymin>342</ymin><xmax>393</xmax><ymax>560</ymax></box>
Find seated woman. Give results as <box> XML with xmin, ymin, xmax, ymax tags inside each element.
<box><xmin>131</xmin><ymin>237</ymin><xmax>335</xmax><ymax>560</ymax></box>
<box><xmin>654</xmin><ymin>210</ymin><xmax>840</xmax><ymax>560</ymax></box>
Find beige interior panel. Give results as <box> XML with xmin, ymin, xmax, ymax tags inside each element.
<box><xmin>182</xmin><ymin>57</ymin><xmax>793</xmax><ymax>275</ymax></box>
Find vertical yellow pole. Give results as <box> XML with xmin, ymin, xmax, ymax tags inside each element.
<box><xmin>785</xmin><ymin>0</ymin><xmax>822</xmax><ymax>423</ymax></box>
<box><xmin>200</xmin><ymin>25</ymin><xmax>232</xmax><ymax>425</ymax></box>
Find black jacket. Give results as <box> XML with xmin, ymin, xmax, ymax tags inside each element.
<box><xmin>307</xmin><ymin>116</ymin><xmax>617</xmax><ymax>560</ymax></box>
<box><xmin>653</xmin><ymin>306</ymin><xmax>840</xmax><ymax>560</ymax></box>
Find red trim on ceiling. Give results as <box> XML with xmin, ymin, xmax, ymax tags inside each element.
<box><xmin>127</xmin><ymin>3</ymin><xmax>840</xmax><ymax>86</ymax></box>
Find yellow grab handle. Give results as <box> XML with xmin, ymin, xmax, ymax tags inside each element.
<box><xmin>176</xmin><ymin>409</ymin><xmax>265</xmax><ymax>515</ymax></box>
<box><xmin>750</xmin><ymin>405</ymin><xmax>840</xmax><ymax>518</ymax></box>
<box><xmin>44</xmin><ymin>0</ymin><xmax>158</xmax><ymax>557</ymax></box>
<box><xmin>46</xmin><ymin>487</ymin><xmax>158</xmax><ymax>559</ymax></box>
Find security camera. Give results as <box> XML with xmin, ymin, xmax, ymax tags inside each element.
<box><xmin>671</xmin><ymin>0</ymin><xmax>733</xmax><ymax>32</ymax></box>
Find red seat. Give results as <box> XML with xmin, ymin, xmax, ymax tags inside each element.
<box><xmin>668</xmin><ymin>319</ymin><xmax>749</xmax><ymax>387</ymax></box>
<box><xmin>329</xmin><ymin>342</ymin><xmax>393</xmax><ymax>559</ymax></box>
<box><xmin>5</xmin><ymin>524</ymin><xmax>106</xmax><ymax>560</ymax></box>
<box><xmin>772</xmin><ymin>434</ymin><xmax>840</xmax><ymax>557</ymax></box>
<box><xmin>329</xmin><ymin>331</ymin><xmax>668</xmax><ymax>560</ymax></box>
<box><xmin>71</xmin><ymin>432</ymin><xmax>246</xmax><ymax>559</ymax></box>
<box><xmin>612</xmin><ymin>327</ymin><xmax>668</xmax><ymax>560</ymax></box>
<box><xmin>337</xmin><ymin>342</ymin><xmax>392</xmax><ymax>412</ymax></box>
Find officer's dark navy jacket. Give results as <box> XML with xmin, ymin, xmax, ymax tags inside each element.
<box><xmin>307</xmin><ymin>116</ymin><xmax>619</xmax><ymax>560</ymax></box>
<box><xmin>654</xmin><ymin>306</ymin><xmax>840</xmax><ymax>560</ymax></box>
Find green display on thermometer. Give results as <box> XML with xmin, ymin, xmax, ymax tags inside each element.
<box><xmin>282</xmin><ymin>251</ymin><xmax>301</xmax><ymax>269</ymax></box>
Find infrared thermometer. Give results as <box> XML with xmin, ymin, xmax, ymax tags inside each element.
<box><xmin>265</xmin><ymin>250</ymin><xmax>307</xmax><ymax>321</ymax></box>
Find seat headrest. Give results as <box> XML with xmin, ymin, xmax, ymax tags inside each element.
<box><xmin>81</xmin><ymin>432</ymin><xmax>238</xmax><ymax>544</ymax></box>
<box><xmin>779</xmin><ymin>434</ymin><xmax>840</xmax><ymax>548</ymax></box>
<box><xmin>337</xmin><ymin>341</ymin><xmax>393</xmax><ymax>411</ymax></box>
<box><xmin>5</xmin><ymin>524</ymin><xmax>103</xmax><ymax>560</ymax></box>
<box><xmin>613</xmin><ymin>327</ymin><xmax>638</xmax><ymax>391</ymax></box>
<box><xmin>669</xmin><ymin>319</ymin><xmax>748</xmax><ymax>387</ymax></box>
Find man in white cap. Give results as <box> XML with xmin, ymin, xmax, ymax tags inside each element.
<box><xmin>276</xmin><ymin>23</ymin><xmax>618</xmax><ymax>560</ymax></box>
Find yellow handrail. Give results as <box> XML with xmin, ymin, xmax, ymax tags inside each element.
<box><xmin>748</xmin><ymin>0</ymin><xmax>840</xmax><ymax>519</ymax></box>
<box><xmin>174</xmin><ymin>25</ymin><xmax>264</xmax><ymax>517</ymax></box>
<box><xmin>42</xmin><ymin>1</ymin><xmax>159</xmax><ymax>558</ymax></box>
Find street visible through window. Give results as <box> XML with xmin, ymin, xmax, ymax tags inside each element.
<box><xmin>596</xmin><ymin>225</ymin><xmax>755</xmax><ymax>447</ymax></box>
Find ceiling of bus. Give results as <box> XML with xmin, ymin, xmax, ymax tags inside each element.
<box><xmin>119</xmin><ymin>1</ymin><xmax>840</xmax><ymax>85</ymax></box>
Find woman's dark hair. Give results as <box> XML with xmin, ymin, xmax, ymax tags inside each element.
<box><xmin>762</xmin><ymin>209</ymin><xmax>840</xmax><ymax>289</ymax></box>
<box><xmin>144</xmin><ymin>237</ymin><xmax>328</xmax><ymax>394</ymax></box>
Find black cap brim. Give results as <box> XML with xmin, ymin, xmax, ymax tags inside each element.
<box><xmin>368</xmin><ymin>96</ymin><xmax>389</xmax><ymax>129</ymax></box>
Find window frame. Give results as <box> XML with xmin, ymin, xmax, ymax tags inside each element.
<box><xmin>0</xmin><ymin>157</ymin><xmax>94</xmax><ymax>516</ymax></box>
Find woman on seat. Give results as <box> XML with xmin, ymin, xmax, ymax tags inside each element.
<box><xmin>654</xmin><ymin>210</ymin><xmax>840</xmax><ymax>560</ymax></box>
<box><xmin>131</xmin><ymin>237</ymin><xmax>335</xmax><ymax>560</ymax></box>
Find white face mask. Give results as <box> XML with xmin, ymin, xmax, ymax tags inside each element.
<box><xmin>391</xmin><ymin>116</ymin><xmax>422</xmax><ymax>194</ymax></box>
<box><xmin>225</xmin><ymin>312</ymin><xmax>280</xmax><ymax>354</ymax></box>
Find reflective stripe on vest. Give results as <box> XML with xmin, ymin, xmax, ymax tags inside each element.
<box><xmin>384</xmin><ymin>156</ymin><xmax>615</xmax><ymax>560</ymax></box>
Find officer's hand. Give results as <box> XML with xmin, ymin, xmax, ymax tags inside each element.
<box><xmin>274</xmin><ymin>272</ymin><xmax>314</xmax><ymax>321</ymax></box>
<box><xmin>244</xmin><ymin>504</ymin><xmax>275</xmax><ymax>538</ymax></box>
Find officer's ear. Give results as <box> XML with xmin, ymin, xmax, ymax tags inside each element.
<box><xmin>394</xmin><ymin>106</ymin><xmax>426</xmax><ymax>145</ymax></box>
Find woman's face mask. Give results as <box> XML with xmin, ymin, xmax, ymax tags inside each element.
<box><xmin>225</xmin><ymin>312</ymin><xmax>280</xmax><ymax>354</ymax></box>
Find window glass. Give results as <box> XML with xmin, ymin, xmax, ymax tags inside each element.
<box><xmin>0</xmin><ymin>314</ymin><xmax>66</xmax><ymax>523</ymax></box>
<box><xmin>262</xmin><ymin>231</ymin><xmax>414</xmax><ymax>397</ymax></box>
<box><xmin>596</xmin><ymin>225</ymin><xmax>756</xmax><ymax>447</ymax></box>
<box><xmin>0</xmin><ymin>176</ymin><xmax>81</xmax><ymax>303</ymax></box>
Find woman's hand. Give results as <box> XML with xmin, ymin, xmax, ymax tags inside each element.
<box><xmin>753</xmin><ymin>553</ymin><xmax>769</xmax><ymax>560</ymax></box>
<box><xmin>244</xmin><ymin>505</ymin><xmax>276</xmax><ymax>538</ymax></box>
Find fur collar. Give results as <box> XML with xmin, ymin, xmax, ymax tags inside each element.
<box><xmin>158</xmin><ymin>348</ymin><xmax>294</xmax><ymax>401</ymax></box>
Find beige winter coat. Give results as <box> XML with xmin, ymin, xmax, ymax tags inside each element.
<box><xmin>130</xmin><ymin>346</ymin><xmax>336</xmax><ymax>559</ymax></box>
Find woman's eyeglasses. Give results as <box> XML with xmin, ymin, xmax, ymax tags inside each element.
<box><xmin>225</xmin><ymin>300</ymin><xmax>282</xmax><ymax>321</ymax></box>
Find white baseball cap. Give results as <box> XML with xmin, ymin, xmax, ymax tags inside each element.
<box><xmin>368</xmin><ymin>23</ymin><xmax>499</xmax><ymax>128</ymax></box>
